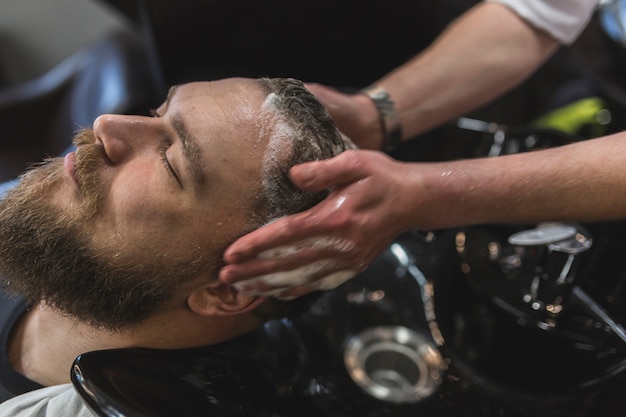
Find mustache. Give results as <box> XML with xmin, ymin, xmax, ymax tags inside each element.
<box><xmin>72</xmin><ymin>128</ymin><xmax>106</xmax><ymax>216</ymax></box>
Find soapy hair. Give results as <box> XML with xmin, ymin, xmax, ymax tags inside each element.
<box><xmin>253</xmin><ymin>78</ymin><xmax>347</xmax><ymax>225</ymax></box>
<box><xmin>246</xmin><ymin>78</ymin><xmax>348</xmax><ymax>320</ymax></box>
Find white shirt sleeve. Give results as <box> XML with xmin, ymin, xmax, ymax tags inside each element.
<box><xmin>486</xmin><ymin>0</ymin><xmax>600</xmax><ymax>44</ymax></box>
<box><xmin>0</xmin><ymin>384</ymin><xmax>95</xmax><ymax>417</ymax></box>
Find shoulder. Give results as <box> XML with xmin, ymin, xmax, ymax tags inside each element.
<box><xmin>0</xmin><ymin>384</ymin><xmax>95</xmax><ymax>417</ymax></box>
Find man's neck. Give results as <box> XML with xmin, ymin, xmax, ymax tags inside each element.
<box><xmin>8</xmin><ymin>304</ymin><xmax>262</xmax><ymax>386</ymax></box>
<box><xmin>8</xmin><ymin>306</ymin><xmax>128</xmax><ymax>386</ymax></box>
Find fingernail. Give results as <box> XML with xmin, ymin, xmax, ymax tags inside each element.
<box><xmin>219</xmin><ymin>268</ymin><xmax>238</xmax><ymax>283</ymax></box>
<box><xmin>223</xmin><ymin>250</ymin><xmax>241</xmax><ymax>263</ymax></box>
<box><xmin>292</xmin><ymin>165</ymin><xmax>314</xmax><ymax>185</ymax></box>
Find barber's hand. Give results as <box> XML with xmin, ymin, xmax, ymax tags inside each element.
<box><xmin>305</xmin><ymin>83</ymin><xmax>383</xmax><ymax>150</ymax></box>
<box><xmin>219</xmin><ymin>149</ymin><xmax>414</xmax><ymax>299</ymax></box>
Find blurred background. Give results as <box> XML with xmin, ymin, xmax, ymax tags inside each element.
<box><xmin>0</xmin><ymin>0</ymin><xmax>128</xmax><ymax>86</ymax></box>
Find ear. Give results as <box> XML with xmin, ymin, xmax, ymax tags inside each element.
<box><xmin>187</xmin><ymin>282</ymin><xmax>265</xmax><ymax>317</ymax></box>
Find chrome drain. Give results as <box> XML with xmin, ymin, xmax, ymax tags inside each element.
<box><xmin>344</xmin><ymin>325</ymin><xmax>445</xmax><ymax>404</ymax></box>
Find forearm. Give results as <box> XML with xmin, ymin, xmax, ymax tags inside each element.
<box><xmin>218</xmin><ymin>134</ymin><xmax>625</xmax><ymax>291</ymax></box>
<box><xmin>377</xmin><ymin>2</ymin><xmax>560</xmax><ymax>141</ymax></box>
<box><xmin>406</xmin><ymin>133</ymin><xmax>626</xmax><ymax>230</ymax></box>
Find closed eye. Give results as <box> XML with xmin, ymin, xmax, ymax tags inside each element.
<box><xmin>159</xmin><ymin>144</ymin><xmax>182</xmax><ymax>187</ymax></box>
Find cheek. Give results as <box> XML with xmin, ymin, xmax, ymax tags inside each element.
<box><xmin>98</xmin><ymin>165</ymin><xmax>187</xmax><ymax>237</ymax></box>
<box><xmin>91</xmin><ymin>160</ymin><xmax>257</xmax><ymax>258</ymax></box>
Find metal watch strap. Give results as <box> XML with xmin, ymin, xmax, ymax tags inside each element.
<box><xmin>360</xmin><ymin>85</ymin><xmax>403</xmax><ymax>152</ymax></box>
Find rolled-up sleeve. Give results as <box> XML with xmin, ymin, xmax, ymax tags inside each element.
<box><xmin>486</xmin><ymin>0</ymin><xmax>600</xmax><ymax>44</ymax></box>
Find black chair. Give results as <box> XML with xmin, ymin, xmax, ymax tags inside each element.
<box><xmin>0</xmin><ymin>27</ymin><xmax>165</xmax><ymax>185</ymax></box>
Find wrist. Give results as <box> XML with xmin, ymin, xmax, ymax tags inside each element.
<box><xmin>359</xmin><ymin>85</ymin><xmax>403</xmax><ymax>152</ymax></box>
<box><xmin>352</xmin><ymin>94</ymin><xmax>385</xmax><ymax>150</ymax></box>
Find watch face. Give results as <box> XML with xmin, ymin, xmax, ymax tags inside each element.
<box><xmin>507</xmin><ymin>224</ymin><xmax>577</xmax><ymax>246</ymax></box>
<box><xmin>363</xmin><ymin>88</ymin><xmax>384</xmax><ymax>101</ymax></box>
<box><xmin>371</xmin><ymin>89</ymin><xmax>388</xmax><ymax>100</ymax></box>
<box><xmin>363</xmin><ymin>87</ymin><xmax>393</xmax><ymax>115</ymax></box>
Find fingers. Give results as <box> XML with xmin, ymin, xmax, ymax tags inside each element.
<box><xmin>223</xmin><ymin>151</ymin><xmax>374</xmax><ymax>264</ymax></box>
<box><xmin>273</xmin><ymin>270</ymin><xmax>359</xmax><ymax>300</ymax></box>
<box><xmin>222</xmin><ymin>205</ymin><xmax>349</xmax><ymax>264</ymax></box>
<box><xmin>289</xmin><ymin>150</ymin><xmax>371</xmax><ymax>191</ymax></box>
<box><xmin>222</xmin><ymin>238</ymin><xmax>387</xmax><ymax>299</ymax></box>
<box><xmin>232</xmin><ymin>265</ymin><xmax>359</xmax><ymax>299</ymax></box>
<box><xmin>221</xmin><ymin>236</ymin><xmax>355</xmax><ymax>282</ymax></box>
<box><xmin>220</xmin><ymin>150</ymin><xmax>400</xmax><ymax>300</ymax></box>
<box><xmin>304</xmin><ymin>83</ymin><xmax>342</xmax><ymax>105</ymax></box>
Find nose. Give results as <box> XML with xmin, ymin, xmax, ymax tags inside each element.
<box><xmin>92</xmin><ymin>114</ymin><xmax>162</xmax><ymax>164</ymax></box>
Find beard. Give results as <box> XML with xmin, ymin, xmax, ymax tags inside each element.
<box><xmin>0</xmin><ymin>129</ymin><xmax>205</xmax><ymax>330</ymax></box>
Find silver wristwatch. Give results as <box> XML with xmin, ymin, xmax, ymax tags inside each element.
<box><xmin>360</xmin><ymin>85</ymin><xmax>403</xmax><ymax>152</ymax></box>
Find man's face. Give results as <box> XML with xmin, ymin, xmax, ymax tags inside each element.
<box><xmin>0</xmin><ymin>79</ymin><xmax>272</xmax><ymax>328</ymax></box>
<box><xmin>80</xmin><ymin>79</ymin><xmax>269</xmax><ymax>257</ymax></box>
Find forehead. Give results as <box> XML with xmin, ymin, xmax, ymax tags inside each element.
<box><xmin>171</xmin><ymin>79</ymin><xmax>267</xmax><ymax>111</ymax></box>
<box><xmin>169</xmin><ymin>80</ymin><xmax>276</xmax><ymax>201</ymax></box>
<box><xmin>170</xmin><ymin>79</ymin><xmax>272</xmax><ymax>151</ymax></box>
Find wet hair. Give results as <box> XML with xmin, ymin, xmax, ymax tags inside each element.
<box><xmin>246</xmin><ymin>78</ymin><xmax>348</xmax><ymax>320</ymax></box>
<box><xmin>253</xmin><ymin>77</ymin><xmax>347</xmax><ymax>225</ymax></box>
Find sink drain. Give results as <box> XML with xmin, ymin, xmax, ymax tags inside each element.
<box><xmin>344</xmin><ymin>326</ymin><xmax>445</xmax><ymax>404</ymax></box>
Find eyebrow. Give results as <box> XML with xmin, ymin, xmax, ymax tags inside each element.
<box><xmin>172</xmin><ymin>112</ymin><xmax>206</xmax><ymax>187</ymax></box>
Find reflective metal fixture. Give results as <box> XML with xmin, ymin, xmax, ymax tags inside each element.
<box><xmin>343</xmin><ymin>325</ymin><xmax>445</xmax><ymax>404</ymax></box>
